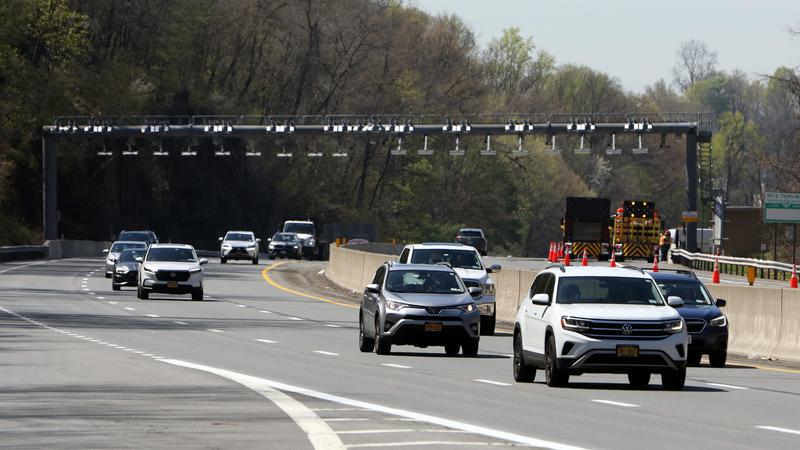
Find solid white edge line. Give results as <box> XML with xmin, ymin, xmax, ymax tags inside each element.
<box><xmin>159</xmin><ymin>359</ymin><xmax>344</xmax><ymax>450</ymax></box>
<box><xmin>174</xmin><ymin>321</ymin><xmax>187</xmax><ymax>325</ymax></box>
<box><xmin>473</xmin><ymin>379</ymin><xmax>511</xmax><ymax>386</ymax></box>
<box><xmin>208</xmin><ymin>329</ymin><xmax>224</xmax><ymax>333</ymax></box>
<box><xmin>591</xmin><ymin>399</ymin><xmax>639</xmax><ymax>408</ymax></box>
<box><xmin>0</xmin><ymin>260</ymin><xmax>48</xmax><ymax>275</ymax></box>
<box><xmin>325</xmin><ymin>324</ymin><xmax>342</xmax><ymax>328</ymax></box>
<box><xmin>706</xmin><ymin>382</ymin><xmax>749</xmax><ymax>390</ymax></box>
<box><xmin>757</xmin><ymin>426</ymin><xmax>800</xmax><ymax>435</ymax></box>
<box><xmin>288</xmin><ymin>317</ymin><xmax>303</xmax><ymax>321</ymax></box>
<box><xmin>159</xmin><ymin>358</ymin><xmax>587</xmax><ymax>450</ymax></box>
<box><xmin>259</xmin><ymin>310</ymin><xmax>273</xmax><ymax>314</ymax></box>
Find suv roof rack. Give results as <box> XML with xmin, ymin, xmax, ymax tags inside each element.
<box><xmin>620</xmin><ymin>265</ymin><xmax>645</xmax><ymax>274</ymax></box>
<box><xmin>646</xmin><ymin>268</ymin><xmax>699</xmax><ymax>280</ymax></box>
<box><xmin>545</xmin><ymin>264</ymin><xmax>566</xmax><ymax>272</ymax></box>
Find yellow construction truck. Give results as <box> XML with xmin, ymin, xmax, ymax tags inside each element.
<box><xmin>612</xmin><ymin>200</ymin><xmax>661</xmax><ymax>261</ymax></box>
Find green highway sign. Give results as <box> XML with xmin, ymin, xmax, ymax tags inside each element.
<box><xmin>764</xmin><ymin>192</ymin><xmax>800</xmax><ymax>223</ymax></box>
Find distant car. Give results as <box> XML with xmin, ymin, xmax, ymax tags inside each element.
<box><xmin>137</xmin><ymin>244</ymin><xmax>207</xmax><ymax>300</ymax></box>
<box><xmin>282</xmin><ymin>220</ymin><xmax>320</xmax><ymax>259</ymax></box>
<box><xmin>103</xmin><ymin>241</ymin><xmax>148</xmax><ymax>278</ymax></box>
<box><xmin>346</xmin><ymin>238</ymin><xmax>370</xmax><ymax>245</ymax></box>
<box><xmin>219</xmin><ymin>231</ymin><xmax>260</xmax><ymax>264</ymax></box>
<box><xmin>112</xmin><ymin>248</ymin><xmax>147</xmax><ymax>291</ymax></box>
<box><xmin>358</xmin><ymin>262</ymin><xmax>481</xmax><ymax>357</ymax></box>
<box><xmin>455</xmin><ymin>228</ymin><xmax>488</xmax><ymax>256</ymax></box>
<box><xmin>267</xmin><ymin>232</ymin><xmax>302</xmax><ymax>259</ymax></box>
<box><xmin>648</xmin><ymin>270</ymin><xmax>729</xmax><ymax>367</ymax></box>
<box><xmin>118</xmin><ymin>230</ymin><xmax>159</xmax><ymax>247</ymax></box>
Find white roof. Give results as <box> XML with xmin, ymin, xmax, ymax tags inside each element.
<box><xmin>225</xmin><ymin>230</ymin><xmax>254</xmax><ymax>234</ymax></box>
<box><xmin>149</xmin><ymin>243</ymin><xmax>194</xmax><ymax>249</ymax></box>
<box><xmin>550</xmin><ymin>266</ymin><xmax>651</xmax><ymax>279</ymax></box>
<box><xmin>408</xmin><ymin>243</ymin><xmax>474</xmax><ymax>250</ymax></box>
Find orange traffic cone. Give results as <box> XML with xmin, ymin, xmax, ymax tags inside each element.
<box><xmin>581</xmin><ymin>249</ymin><xmax>588</xmax><ymax>266</ymax></box>
<box><xmin>564</xmin><ymin>251</ymin><xmax>571</xmax><ymax>266</ymax></box>
<box><xmin>652</xmin><ymin>254</ymin><xmax>659</xmax><ymax>272</ymax></box>
<box><xmin>712</xmin><ymin>258</ymin><xmax>720</xmax><ymax>284</ymax></box>
<box><xmin>610</xmin><ymin>252</ymin><xmax>617</xmax><ymax>268</ymax></box>
<box><xmin>547</xmin><ymin>242</ymin><xmax>553</xmax><ymax>262</ymax></box>
<box><xmin>791</xmin><ymin>263</ymin><xmax>798</xmax><ymax>289</ymax></box>
<box><xmin>557</xmin><ymin>243</ymin><xmax>564</xmax><ymax>261</ymax></box>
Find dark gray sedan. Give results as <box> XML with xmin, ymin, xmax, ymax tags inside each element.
<box><xmin>358</xmin><ymin>263</ymin><xmax>481</xmax><ymax>357</ymax></box>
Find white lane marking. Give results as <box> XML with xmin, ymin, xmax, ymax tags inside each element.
<box><xmin>89</xmin><ymin>292</ymin><xmax>95</xmax><ymax>295</ymax></box>
<box><xmin>142</xmin><ymin>353</ymin><xmax>153</xmax><ymax>357</ymax></box>
<box><xmin>174</xmin><ymin>321</ymin><xmax>187</xmax><ymax>325</ymax></box>
<box><xmin>591</xmin><ymin>399</ymin><xmax>639</xmax><ymax>408</ymax></box>
<box><xmin>345</xmin><ymin>442</ymin><xmax>491</xmax><ymax>448</ymax></box>
<box><xmin>107</xmin><ymin>301</ymin><xmax>117</xmax><ymax>304</ymax></box>
<box><xmin>259</xmin><ymin>310</ymin><xmax>273</xmax><ymax>314</ymax></box>
<box><xmin>82</xmin><ymin>288</ymin><xmax>90</xmax><ymax>291</ymax></box>
<box><xmin>124</xmin><ymin>307</ymin><xmax>135</xmax><ymax>311</ymax></box>
<box><xmin>325</xmin><ymin>324</ymin><xmax>342</xmax><ymax>328</ymax></box>
<box><xmin>707</xmin><ymin>382</ymin><xmax>749</xmax><ymax>390</ymax></box>
<box><xmin>146</xmin><ymin>314</ymin><xmax>160</xmax><ymax>318</ymax></box>
<box><xmin>256</xmin><ymin>339</ymin><xmax>276</xmax><ymax>344</ymax></box>
<box><xmin>757</xmin><ymin>426</ymin><xmax>800</xmax><ymax>435</ymax></box>
<box><xmin>74</xmin><ymin>335</ymin><xmax>85</xmax><ymax>338</ymax></box>
<box><xmin>324</xmin><ymin>418</ymin><xmax>369</xmax><ymax>422</ymax></box>
<box><xmin>382</xmin><ymin>363</ymin><xmax>411</xmax><ymax>369</ymax></box>
<box><xmin>474</xmin><ymin>379</ymin><xmax>511</xmax><ymax>386</ymax></box>
<box><xmin>159</xmin><ymin>359</ymin><xmax>344</xmax><ymax>450</ymax></box>
<box><xmin>160</xmin><ymin>359</ymin><xmax>587</xmax><ymax>450</ymax></box>
<box><xmin>236</xmin><ymin>304</ymin><xmax>247</xmax><ymax>308</ymax></box>
<box><xmin>384</xmin><ymin>418</ymin><xmax>418</xmax><ymax>421</ymax></box>
<box><xmin>0</xmin><ymin>260</ymin><xmax>48</xmax><ymax>274</ymax></box>
<box><xmin>97</xmin><ymin>297</ymin><xmax>105</xmax><ymax>300</ymax></box>
<box><xmin>337</xmin><ymin>429</ymin><xmax>413</xmax><ymax>435</ymax></box>
<box><xmin>82</xmin><ymin>278</ymin><xmax>89</xmax><ymax>281</ymax></box>
<box><xmin>314</xmin><ymin>351</ymin><xmax>339</xmax><ymax>356</ymax></box>
<box><xmin>288</xmin><ymin>316</ymin><xmax>303</xmax><ymax>321</ymax></box>
<box><xmin>133</xmin><ymin>351</ymin><xmax>145</xmax><ymax>354</ymax></box>
<box><xmin>208</xmin><ymin>329</ymin><xmax>224</xmax><ymax>333</ymax></box>
<box><xmin>125</xmin><ymin>348</ymin><xmax>136</xmax><ymax>352</ymax></box>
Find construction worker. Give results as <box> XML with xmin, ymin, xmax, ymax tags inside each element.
<box><xmin>660</xmin><ymin>231</ymin><xmax>672</xmax><ymax>262</ymax></box>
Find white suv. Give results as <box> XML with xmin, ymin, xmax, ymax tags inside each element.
<box><xmin>137</xmin><ymin>244</ymin><xmax>208</xmax><ymax>300</ymax></box>
<box><xmin>513</xmin><ymin>265</ymin><xmax>688</xmax><ymax>389</ymax></box>
<box><xmin>219</xmin><ymin>230</ymin><xmax>260</xmax><ymax>264</ymax></box>
<box><xmin>399</xmin><ymin>243</ymin><xmax>500</xmax><ymax>335</ymax></box>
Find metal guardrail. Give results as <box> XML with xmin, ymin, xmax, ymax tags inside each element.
<box><xmin>671</xmin><ymin>249</ymin><xmax>794</xmax><ymax>281</ymax></box>
<box><xmin>0</xmin><ymin>245</ymin><xmax>48</xmax><ymax>262</ymax></box>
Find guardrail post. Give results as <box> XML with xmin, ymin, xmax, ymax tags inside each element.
<box><xmin>43</xmin><ymin>137</ymin><xmax>58</xmax><ymax>240</ymax></box>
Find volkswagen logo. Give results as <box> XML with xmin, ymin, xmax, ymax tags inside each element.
<box><xmin>170</xmin><ymin>272</ymin><xmax>176</xmax><ymax>278</ymax></box>
<box><xmin>621</xmin><ymin>323</ymin><xmax>633</xmax><ymax>335</ymax></box>
<box><xmin>425</xmin><ymin>307</ymin><xmax>441</xmax><ymax>314</ymax></box>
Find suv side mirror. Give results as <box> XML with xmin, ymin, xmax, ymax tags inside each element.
<box><xmin>716</xmin><ymin>299</ymin><xmax>726</xmax><ymax>308</ymax></box>
<box><xmin>667</xmin><ymin>296</ymin><xmax>684</xmax><ymax>307</ymax></box>
<box><xmin>486</xmin><ymin>264</ymin><xmax>501</xmax><ymax>273</ymax></box>
<box><xmin>267</xmin><ymin>238</ymin><xmax>272</xmax><ymax>243</ymax></box>
<box><xmin>256</xmin><ymin>238</ymin><xmax>261</xmax><ymax>242</ymax></box>
<box><xmin>135</xmin><ymin>257</ymin><xmax>143</xmax><ymax>263</ymax></box>
<box><xmin>102</xmin><ymin>249</ymin><xmax>109</xmax><ymax>255</ymax></box>
<box><xmin>199</xmin><ymin>258</ymin><xmax>208</xmax><ymax>265</ymax></box>
<box><xmin>531</xmin><ymin>293</ymin><xmax>550</xmax><ymax>305</ymax></box>
<box><xmin>365</xmin><ymin>283</ymin><xmax>380</xmax><ymax>294</ymax></box>
<box><xmin>218</xmin><ymin>237</ymin><xmax>223</xmax><ymax>241</ymax></box>
<box><xmin>468</xmin><ymin>286</ymin><xmax>483</xmax><ymax>297</ymax></box>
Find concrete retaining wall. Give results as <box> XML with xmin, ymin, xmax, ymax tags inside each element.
<box><xmin>46</xmin><ymin>240</ymin><xmax>113</xmax><ymax>259</ymax></box>
<box><xmin>327</xmin><ymin>246</ymin><xmax>800</xmax><ymax>363</ymax></box>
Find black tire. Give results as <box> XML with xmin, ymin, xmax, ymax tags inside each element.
<box><xmin>112</xmin><ymin>283</ymin><xmax>120</xmax><ymax>291</ymax></box>
<box><xmin>105</xmin><ymin>273</ymin><xmax>111</xmax><ymax>279</ymax></box>
<box><xmin>627</xmin><ymin>372</ymin><xmax>651</xmax><ymax>388</ymax></box>
<box><xmin>709</xmin><ymin>347</ymin><xmax>727</xmax><ymax>368</ymax></box>
<box><xmin>445</xmin><ymin>344</ymin><xmax>460</xmax><ymax>356</ymax></box>
<box><xmin>374</xmin><ymin>317</ymin><xmax>391</xmax><ymax>355</ymax></box>
<box><xmin>138</xmin><ymin>286</ymin><xmax>149</xmax><ymax>300</ymax></box>
<box><xmin>192</xmin><ymin>288</ymin><xmax>203</xmax><ymax>301</ymax></box>
<box><xmin>221</xmin><ymin>257</ymin><xmax>227</xmax><ymax>264</ymax></box>
<box><xmin>687</xmin><ymin>351</ymin><xmax>702</xmax><ymax>367</ymax></box>
<box><xmin>252</xmin><ymin>258</ymin><xmax>259</xmax><ymax>265</ymax></box>
<box><xmin>513</xmin><ymin>332</ymin><xmax>536</xmax><ymax>382</ymax></box>
<box><xmin>358</xmin><ymin>312</ymin><xmax>375</xmax><ymax>352</ymax></box>
<box><xmin>661</xmin><ymin>367</ymin><xmax>686</xmax><ymax>390</ymax></box>
<box><xmin>481</xmin><ymin>313</ymin><xmax>496</xmax><ymax>336</ymax></box>
<box><xmin>545</xmin><ymin>335</ymin><xmax>569</xmax><ymax>387</ymax></box>
<box><xmin>462</xmin><ymin>340</ymin><xmax>479</xmax><ymax>358</ymax></box>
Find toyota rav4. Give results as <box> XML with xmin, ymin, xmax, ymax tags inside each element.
<box><xmin>513</xmin><ymin>265</ymin><xmax>688</xmax><ymax>390</ymax></box>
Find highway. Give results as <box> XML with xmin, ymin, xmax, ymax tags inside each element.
<box><xmin>1</xmin><ymin>257</ymin><xmax>799</xmax><ymax>449</ymax></box>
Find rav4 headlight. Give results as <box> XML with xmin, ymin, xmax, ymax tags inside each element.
<box><xmin>709</xmin><ymin>315</ymin><xmax>727</xmax><ymax>327</ymax></box>
<box><xmin>561</xmin><ymin>317</ymin><xmax>590</xmax><ymax>332</ymax></box>
<box><xmin>663</xmin><ymin>319</ymin><xmax>685</xmax><ymax>333</ymax></box>
<box><xmin>386</xmin><ymin>300</ymin><xmax>409</xmax><ymax>311</ymax></box>
<box><xmin>458</xmin><ymin>303</ymin><xmax>476</xmax><ymax>313</ymax></box>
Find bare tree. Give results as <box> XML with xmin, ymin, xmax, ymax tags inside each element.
<box><xmin>672</xmin><ymin>39</ymin><xmax>718</xmax><ymax>92</ymax></box>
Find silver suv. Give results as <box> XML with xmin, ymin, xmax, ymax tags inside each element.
<box><xmin>358</xmin><ymin>262</ymin><xmax>481</xmax><ymax>357</ymax></box>
<box><xmin>399</xmin><ymin>243</ymin><xmax>500</xmax><ymax>335</ymax></box>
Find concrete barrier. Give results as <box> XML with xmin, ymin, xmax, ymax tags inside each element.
<box><xmin>774</xmin><ymin>289</ymin><xmax>800</xmax><ymax>363</ymax></box>
<box><xmin>707</xmin><ymin>285</ymin><xmax>783</xmax><ymax>360</ymax></box>
<box><xmin>46</xmin><ymin>240</ymin><xmax>113</xmax><ymax>259</ymax></box>
<box><xmin>326</xmin><ymin>246</ymin><xmax>396</xmax><ymax>293</ymax></box>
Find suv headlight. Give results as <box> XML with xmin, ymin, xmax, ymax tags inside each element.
<box><xmin>458</xmin><ymin>303</ymin><xmax>476</xmax><ymax>313</ymax></box>
<box><xmin>269</xmin><ymin>243</ymin><xmax>276</xmax><ymax>249</ymax></box>
<box><xmin>386</xmin><ymin>300</ymin><xmax>409</xmax><ymax>311</ymax></box>
<box><xmin>561</xmin><ymin>317</ymin><xmax>590</xmax><ymax>332</ymax></box>
<box><xmin>482</xmin><ymin>283</ymin><xmax>495</xmax><ymax>295</ymax></box>
<box><xmin>221</xmin><ymin>244</ymin><xmax>232</xmax><ymax>249</ymax></box>
<box><xmin>189</xmin><ymin>267</ymin><xmax>202</xmax><ymax>274</ymax></box>
<box><xmin>115</xmin><ymin>266</ymin><xmax>129</xmax><ymax>274</ymax></box>
<box><xmin>663</xmin><ymin>319</ymin><xmax>685</xmax><ymax>333</ymax></box>
<box><xmin>709</xmin><ymin>315</ymin><xmax>727</xmax><ymax>327</ymax></box>
<box><xmin>142</xmin><ymin>265</ymin><xmax>155</xmax><ymax>274</ymax></box>
<box><xmin>307</xmin><ymin>238</ymin><xmax>316</xmax><ymax>247</ymax></box>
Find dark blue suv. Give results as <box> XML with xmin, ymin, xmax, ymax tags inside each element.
<box><xmin>647</xmin><ymin>270</ymin><xmax>729</xmax><ymax>367</ymax></box>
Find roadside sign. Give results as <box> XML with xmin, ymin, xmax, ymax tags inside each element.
<box><xmin>681</xmin><ymin>211</ymin><xmax>698</xmax><ymax>222</ymax></box>
<box><xmin>764</xmin><ymin>192</ymin><xmax>800</xmax><ymax>223</ymax></box>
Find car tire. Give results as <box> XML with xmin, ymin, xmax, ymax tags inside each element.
<box><xmin>709</xmin><ymin>348</ymin><xmax>727</xmax><ymax>368</ymax></box>
<box><xmin>545</xmin><ymin>335</ymin><xmax>569</xmax><ymax>387</ymax></box>
<box><xmin>192</xmin><ymin>288</ymin><xmax>203</xmax><ymax>301</ymax></box>
<box><xmin>105</xmin><ymin>273</ymin><xmax>111</xmax><ymax>279</ymax></box>
<box><xmin>112</xmin><ymin>283</ymin><xmax>120</xmax><ymax>291</ymax></box>
<box><xmin>687</xmin><ymin>351</ymin><xmax>702</xmax><ymax>367</ymax></box>
<box><xmin>462</xmin><ymin>340</ymin><xmax>479</xmax><ymax>357</ymax></box>
<box><xmin>252</xmin><ymin>258</ymin><xmax>259</xmax><ymax>265</ymax></box>
<box><xmin>444</xmin><ymin>344</ymin><xmax>460</xmax><ymax>356</ymax></box>
<box><xmin>138</xmin><ymin>286</ymin><xmax>149</xmax><ymax>300</ymax></box>
<box><xmin>627</xmin><ymin>372</ymin><xmax>651</xmax><ymax>388</ymax></box>
<box><xmin>221</xmin><ymin>257</ymin><xmax>227</xmax><ymax>264</ymax></box>
<box><xmin>481</xmin><ymin>313</ymin><xmax>496</xmax><ymax>336</ymax></box>
<box><xmin>661</xmin><ymin>367</ymin><xmax>686</xmax><ymax>390</ymax></box>
<box><xmin>513</xmin><ymin>333</ymin><xmax>536</xmax><ymax>383</ymax></box>
<box><xmin>374</xmin><ymin>317</ymin><xmax>391</xmax><ymax>355</ymax></box>
<box><xmin>358</xmin><ymin>312</ymin><xmax>375</xmax><ymax>352</ymax></box>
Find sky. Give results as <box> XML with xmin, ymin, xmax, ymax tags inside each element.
<box><xmin>412</xmin><ymin>0</ymin><xmax>800</xmax><ymax>93</ymax></box>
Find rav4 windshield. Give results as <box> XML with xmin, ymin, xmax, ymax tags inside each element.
<box><xmin>146</xmin><ymin>248</ymin><xmax>197</xmax><ymax>262</ymax></box>
<box><xmin>409</xmin><ymin>249</ymin><xmax>482</xmax><ymax>270</ymax></box>
<box><xmin>556</xmin><ymin>276</ymin><xmax>665</xmax><ymax>305</ymax></box>
<box><xmin>385</xmin><ymin>270</ymin><xmax>465</xmax><ymax>294</ymax></box>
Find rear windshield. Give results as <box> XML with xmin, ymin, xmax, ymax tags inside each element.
<box><xmin>110</xmin><ymin>242</ymin><xmax>146</xmax><ymax>252</ymax></box>
<box><xmin>119</xmin><ymin>232</ymin><xmax>150</xmax><ymax>242</ymax></box>
<box><xmin>146</xmin><ymin>247</ymin><xmax>196</xmax><ymax>262</ymax></box>
<box><xmin>656</xmin><ymin>280</ymin><xmax>713</xmax><ymax>305</ymax></box>
<box><xmin>459</xmin><ymin>230</ymin><xmax>482</xmax><ymax>237</ymax></box>
<box><xmin>556</xmin><ymin>276</ymin><xmax>665</xmax><ymax>305</ymax></box>
<box><xmin>225</xmin><ymin>232</ymin><xmax>254</xmax><ymax>241</ymax></box>
<box><xmin>385</xmin><ymin>270</ymin><xmax>465</xmax><ymax>295</ymax></box>
<box><xmin>409</xmin><ymin>249</ymin><xmax>482</xmax><ymax>270</ymax></box>
<box><xmin>119</xmin><ymin>249</ymin><xmax>146</xmax><ymax>262</ymax></box>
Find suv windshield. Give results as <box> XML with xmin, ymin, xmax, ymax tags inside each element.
<box><xmin>386</xmin><ymin>270</ymin><xmax>465</xmax><ymax>294</ymax></box>
<box><xmin>146</xmin><ymin>247</ymin><xmax>197</xmax><ymax>262</ymax></box>
<box><xmin>119</xmin><ymin>231</ymin><xmax>150</xmax><ymax>243</ymax></box>
<box><xmin>273</xmin><ymin>233</ymin><xmax>298</xmax><ymax>243</ymax></box>
<box><xmin>284</xmin><ymin>223</ymin><xmax>314</xmax><ymax>234</ymax></box>
<box><xmin>119</xmin><ymin>249</ymin><xmax>146</xmax><ymax>262</ymax></box>
<box><xmin>225</xmin><ymin>232</ymin><xmax>254</xmax><ymax>241</ymax></box>
<box><xmin>556</xmin><ymin>276</ymin><xmax>665</xmax><ymax>305</ymax></box>
<box><xmin>656</xmin><ymin>280</ymin><xmax>713</xmax><ymax>305</ymax></box>
<box><xmin>110</xmin><ymin>242</ymin><xmax>146</xmax><ymax>253</ymax></box>
<box><xmin>459</xmin><ymin>230</ymin><xmax>482</xmax><ymax>237</ymax></box>
<box><xmin>409</xmin><ymin>249</ymin><xmax>482</xmax><ymax>270</ymax></box>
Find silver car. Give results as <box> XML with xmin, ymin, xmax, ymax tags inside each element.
<box><xmin>103</xmin><ymin>241</ymin><xmax>148</xmax><ymax>278</ymax></box>
<box><xmin>219</xmin><ymin>231</ymin><xmax>260</xmax><ymax>264</ymax></box>
<box><xmin>358</xmin><ymin>263</ymin><xmax>481</xmax><ymax>357</ymax></box>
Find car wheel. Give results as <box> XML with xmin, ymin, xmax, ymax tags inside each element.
<box><xmin>138</xmin><ymin>286</ymin><xmax>149</xmax><ymax>300</ymax></box>
<box><xmin>112</xmin><ymin>283</ymin><xmax>120</xmax><ymax>291</ymax></box>
<box><xmin>192</xmin><ymin>288</ymin><xmax>203</xmax><ymax>301</ymax></box>
<box><xmin>481</xmin><ymin>313</ymin><xmax>496</xmax><ymax>336</ymax></box>
<box><xmin>545</xmin><ymin>335</ymin><xmax>569</xmax><ymax>387</ymax></box>
<box><xmin>513</xmin><ymin>332</ymin><xmax>536</xmax><ymax>382</ymax></box>
<box><xmin>462</xmin><ymin>340</ymin><xmax>479</xmax><ymax>357</ymax></box>
<box><xmin>687</xmin><ymin>351</ymin><xmax>702</xmax><ymax>367</ymax></box>
<box><xmin>252</xmin><ymin>258</ymin><xmax>259</xmax><ymax>265</ymax></box>
<box><xmin>221</xmin><ymin>257</ymin><xmax>227</xmax><ymax>264</ymax></box>
<box><xmin>444</xmin><ymin>344</ymin><xmax>460</xmax><ymax>356</ymax></box>
<box><xmin>358</xmin><ymin>312</ymin><xmax>375</xmax><ymax>352</ymax></box>
<box><xmin>627</xmin><ymin>372</ymin><xmax>651</xmax><ymax>388</ymax></box>
<box><xmin>709</xmin><ymin>347</ymin><xmax>727</xmax><ymax>368</ymax></box>
<box><xmin>661</xmin><ymin>367</ymin><xmax>686</xmax><ymax>390</ymax></box>
<box><xmin>374</xmin><ymin>317</ymin><xmax>391</xmax><ymax>355</ymax></box>
<box><xmin>105</xmin><ymin>273</ymin><xmax>111</xmax><ymax>279</ymax></box>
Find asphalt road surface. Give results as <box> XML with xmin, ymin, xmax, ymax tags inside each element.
<box><xmin>1</xmin><ymin>257</ymin><xmax>799</xmax><ymax>449</ymax></box>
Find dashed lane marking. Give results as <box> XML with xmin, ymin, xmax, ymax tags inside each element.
<box><xmin>706</xmin><ymin>382</ymin><xmax>749</xmax><ymax>390</ymax></box>
<box><xmin>757</xmin><ymin>426</ymin><xmax>800</xmax><ymax>436</ymax></box>
<box><xmin>382</xmin><ymin>363</ymin><xmax>411</xmax><ymax>369</ymax></box>
<box><xmin>174</xmin><ymin>321</ymin><xmax>187</xmax><ymax>325</ymax></box>
<box><xmin>146</xmin><ymin>314</ymin><xmax>160</xmax><ymax>318</ymax></box>
<box><xmin>208</xmin><ymin>329</ymin><xmax>224</xmax><ymax>333</ymax></box>
<box><xmin>336</xmin><ymin>429</ymin><xmax>413</xmax><ymax>435</ymax></box>
<box><xmin>474</xmin><ymin>379</ymin><xmax>511</xmax><ymax>386</ymax></box>
<box><xmin>259</xmin><ymin>310</ymin><xmax>273</xmax><ymax>314</ymax></box>
<box><xmin>314</xmin><ymin>351</ymin><xmax>339</xmax><ymax>356</ymax></box>
<box><xmin>261</xmin><ymin>262</ymin><xmax>357</xmax><ymax>309</ymax></box>
<box><xmin>124</xmin><ymin>307</ymin><xmax>135</xmax><ymax>311</ymax></box>
<box><xmin>591</xmin><ymin>399</ymin><xmax>639</xmax><ymax>408</ymax></box>
<box><xmin>256</xmin><ymin>339</ymin><xmax>276</xmax><ymax>344</ymax></box>
<box><xmin>325</xmin><ymin>324</ymin><xmax>342</xmax><ymax>328</ymax></box>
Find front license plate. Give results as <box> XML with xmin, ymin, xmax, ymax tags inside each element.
<box><xmin>424</xmin><ymin>323</ymin><xmax>442</xmax><ymax>332</ymax></box>
<box><xmin>167</xmin><ymin>281</ymin><xmax>178</xmax><ymax>289</ymax></box>
<box><xmin>616</xmin><ymin>345</ymin><xmax>639</xmax><ymax>358</ymax></box>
